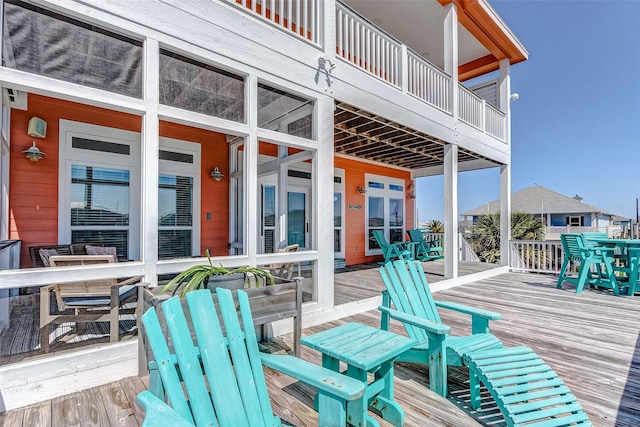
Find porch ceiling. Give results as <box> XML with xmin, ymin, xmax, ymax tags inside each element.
<box><xmin>334</xmin><ymin>102</ymin><xmax>485</xmax><ymax>170</ymax></box>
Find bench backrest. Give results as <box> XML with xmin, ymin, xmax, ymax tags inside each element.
<box><xmin>143</xmin><ymin>288</ymin><xmax>278</xmax><ymax>426</ymax></box>
<box><xmin>29</xmin><ymin>242</ymin><xmax>107</xmax><ymax>268</ymax></box>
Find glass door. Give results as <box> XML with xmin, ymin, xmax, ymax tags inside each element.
<box><xmin>287</xmin><ymin>187</ymin><xmax>309</xmax><ymax>249</ymax></box>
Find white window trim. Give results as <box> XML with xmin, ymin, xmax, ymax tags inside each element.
<box><xmin>58</xmin><ymin>120</ymin><xmax>142</xmax><ymax>258</ymax></box>
<box><xmin>158</xmin><ymin>136</ymin><xmax>202</xmax><ymax>257</ymax></box>
<box><xmin>364</xmin><ymin>173</ymin><xmax>406</xmax><ymax>257</ymax></box>
<box><xmin>334</xmin><ymin>168</ymin><xmax>345</xmax><ymax>259</ymax></box>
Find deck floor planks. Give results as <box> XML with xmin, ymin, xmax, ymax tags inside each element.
<box><xmin>2</xmin><ymin>268</ymin><xmax>639</xmax><ymax>426</ymax></box>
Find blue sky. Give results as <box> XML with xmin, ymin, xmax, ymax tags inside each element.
<box><xmin>416</xmin><ymin>0</ymin><xmax>640</xmax><ymax>223</ymax></box>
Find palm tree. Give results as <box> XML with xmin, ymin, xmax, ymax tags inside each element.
<box><xmin>470</xmin><ymin>212</ymin><xmax>544</xmax><ymax>263</ymax></box>
<box><xmin>426</xmin><ymin>219</ymin><xmax>444</xmax><ymax>233</ymax></box>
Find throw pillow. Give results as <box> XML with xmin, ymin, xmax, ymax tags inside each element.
<box><xmin>85</xmin><ymin>245</ymin><xmax>118</xmax><ymax>262</ymax></box>
<box><xmin>39</xmin><ymin>248</ymin><xmax>59</xmax><ymax>267</ymax></box>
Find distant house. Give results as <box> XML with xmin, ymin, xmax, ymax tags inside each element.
<box><xmin>461</xmin><ymin>186</ymin><xmax>625</xmax><ymax>239</ymax></box>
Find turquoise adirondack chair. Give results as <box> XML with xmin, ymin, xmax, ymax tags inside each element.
<box><xmin>379</xmin><ymin>260</ymin><xmax>503</xmax><ymax>398</ymax></box>
<box><xmin>406</xmin><ymin>229</ymin><xmax>443</xmax><ymax>261</ymax></box>
<box><xmin>379</xmin><ymin>260</ymin><xmax>591</xmax><ymax>426</ymax></box>
<box><xmin>557</xmin><ymin>233</ymin><xmax>619</xmax><ymax>294</ymax></box>
<box><xmin>371</xmin><ymin>229</ymin><xmax>415</xmax><ymax>263</ymax></box>
<box><xmin>137</xmin><ymin>288</ymin><xmax>364</xmax><ymax>427</ymax></box>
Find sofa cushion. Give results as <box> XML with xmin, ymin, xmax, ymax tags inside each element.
<box><xmin>39</xmin><ymin>248</ymin><xmax>60</xmax><ymax>267</ymax></box>
<box><xmin>85</xmin><ymin>245</ymin><xmax>118</xmax><ymax>261</ymax></box>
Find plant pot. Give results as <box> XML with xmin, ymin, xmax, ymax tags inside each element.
<box><xmin>206</xmin><ymin>272</ymin><xmax>246</xmax><ymax>291</ymax></box>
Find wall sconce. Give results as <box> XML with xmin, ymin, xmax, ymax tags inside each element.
<box><xmin>210</xmin><ymin>167</ymin><xmax>224</xmax><ymax>182</ymax></box>
<box><xmin>24</xmin><ymin>117</ymin><xmax>47</xmax><ymax>161</ymax></box>
<box><xmin>407</xmin><ymin>182</ymin><xmax>416</xmax><ymax>199</ymax></box>
<box><xmin>23</xmin><ymin>141</ymin><xmax>45</xmax><ymax>162</ymax></box>
<box><xmin>357</xmin><ymin>186</ymin><xmax>366</xmax><ymax>194</ymax></box>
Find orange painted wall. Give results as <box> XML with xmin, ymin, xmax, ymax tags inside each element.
<box><xmin>335</xmin><ymin>157</ymin><xmax>415</xmax><ymax>266</ymax></box>
<box><xmin>10</xmin><ymin>94</ymin><xmax>229</xmax><ymax>267</ymax></box>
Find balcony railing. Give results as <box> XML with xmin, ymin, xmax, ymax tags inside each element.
<box><xmin>336</xmin><ymin>2</ymin><xmax>401</xmax><ymax>87</ymax></box>
<box><xmin>226</xmin><ymin>0</ymin><xmax>322</xmax><ymax>46</ymax></box>
<box><xmin>226</xmin><ymin>0</ymin><xmax>507</xmax><ymax>142</ymax></box>
<box><xmin>407</xmin><ymin>51</ymin><xmax>452</xmax><ymax>113</ymax></box>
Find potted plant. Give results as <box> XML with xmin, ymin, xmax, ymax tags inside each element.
<box><xmin>159</xmin><ymin>250</ymin><xmax>275</xmax><ymax>297</ymax></box>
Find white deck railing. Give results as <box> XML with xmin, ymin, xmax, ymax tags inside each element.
<box><xmin>407</xmin><ymin>51</ymin><xmax>452</xmax><ymax>113</ymax></box>
<box><xmin>458</xmin><ymin>84</ymin><xmax>484</xmax><ymax>130</ymax></box>
<box><xmin>485</xmin><ymin>103</ymin><xmax>506</xmax><ymax>141</ymax></box>
<box><xmin>509</xmin><ymin>240</ymin><xmax>569</xmax><ymax>274</ymax></box>
<box><xmin>336</xmin><ymin>2</ymin><xmax>401</xmax><ymax>87</ymax></box>
<box><xmin>225</xmin><ymin>0</ymin><xmax>321</xmax><ymax>46</ymax></box>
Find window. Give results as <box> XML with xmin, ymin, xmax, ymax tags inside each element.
<box><xmin>257</xmin><ymin>83</ymin><xmax>314</xmax><ymax>139</ymax></box>
<box><xmin>567</xmin><ymin>216</ymin><xmax>583</xmax><ymax>227</ymax></box>
<box><xmin>365</xmin><ymin>174</ymin><xmax>406</xmax><ymax>255</ymax></box>
<box><xmin>70</xmin><ymin>165</ymin><xmax>131</xmax><ymax>258</ymax></box>
<box><xmin>158</xmin><ymin>175</ymin><xmax>193</xmax><ymax>259</ymax></box>
<box><xmin>3</xmin><ymin>1</ymin><xmax>142</xmax><ymax>97</ymax></box>
<box><xmin>157</xmin><ymin>139</ymin><xmax>201</xmax><ymax>259</ymax></box>
<box><xmin>159</xmin><ymin>50</ymin><xmax>245</xmax><ymax>122</ymax></box>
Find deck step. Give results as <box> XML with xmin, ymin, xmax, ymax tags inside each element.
<box><xmin>463</xmin><ymin>346</ymin><xmax>591</xmax><ymax>427</ymax></box>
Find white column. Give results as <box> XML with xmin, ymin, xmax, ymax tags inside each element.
<box><xmin>443</xmin><ymin>3</ymin><xmax>459</xmax><ymax>119</ymax></box>
<box><xmin>316</xmin><ymin>95</ymin><xmax>335</xmax><ymax>310</ymax></box>
<box><xmin>500</xmin><ymin>164</ymin><xmax>511</xmax><ymax>266</ymax></box>
<box><xmin>443</xmin><ymin>3</ymin><xmax>459</xmax><ymax>279</ymax></box>
<box><xmin>498</xmin><ymin>58</ymin><xmax>511</xmax><ymax>143</ymax></box>
<box><xmin>444</xmin><ymin>144</ymin><xmax>458</xmax><ymax>279</ymax></box>
<box><xmin>499</xmin><ymin>59</ymin><xmax>512</xmax><ymax>266</ymax></box>
<box><xmin>141</xmin><ymin>38</ymin><xmax>159</xmax><ymax>285</ymax></box>
<box><xmin>246</xmin><ymin>74</ymin><xmax>259</xmax><ymax>266</ymax></box>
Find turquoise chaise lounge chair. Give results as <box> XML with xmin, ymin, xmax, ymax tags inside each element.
<box><xmin>379</xmin><ymin>260</ymin><xmax>590</xmax><ymax>426</ymax></box>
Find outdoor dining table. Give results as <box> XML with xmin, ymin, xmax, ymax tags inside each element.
<box><xmin>593</xmin><ymin>238</ymin><xmax>640</xmax><ymax>295</ymax></box>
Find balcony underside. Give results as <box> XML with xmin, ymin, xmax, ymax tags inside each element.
<box><xmin>334</xmin><ymin>102</ymin><xmax>495</xmax><ymax>170</ymax></box>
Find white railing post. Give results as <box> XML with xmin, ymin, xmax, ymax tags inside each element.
<box><xmin>400</xmin><ymin>44</ymin><xmax>408</xmax><ymax>94</ymax></box>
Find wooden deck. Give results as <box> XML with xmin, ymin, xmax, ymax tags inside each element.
<box><xmin>2</xmin><ymin>267</ymin><xmax>639</xmax><ymax>426</ymax></box>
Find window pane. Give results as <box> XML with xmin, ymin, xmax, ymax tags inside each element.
<box><xmin>389</xmin><ymin>198</ymin><xmax>403</xmax><ymax>227</ymax></box>
<box><xmin>3</xmin><ymin>1</ymin><xmax>142</xmax><ymax>97</ymax></box>
<box><xmin>369</xmin><ymin>229</ymin><xmax>381</xmax><ymax>250</ymax></box>
<box><xmin>159</xmin><ymin>49</ymin><xmax>245</xmax><ymax>122</ymax></box>
<box><xmin>389</xmin><ymin>184</ymin><xmax>403</xmax><ymax>191</ymax></box>
<box><xmin>368</xmin><ymin>181</ymin><xmax>384</xmax><ymax>189</ymax></box>
<box><xmin>71</xmin><ymin>165</ymin><xmax>130</xmax><ymax>226</ymax></box>
<box><xmin>258</xmin><ymin>83</ymin><xmax>314</xmax><ymax>139</ymax></box>
<box><xmin>158</xmin><ymin>175</ymin><xmax>193</xmax><ymax>226</ymax></box>
<box><xmin>71</xmin><ymin>230</ymin><xmax>128</xmax><ymax>259</ymax></box>
<box><xmin>288</xmin><ymin>192</ymin><xmax>306</xmax><ymax>246</ymax></box>
<box><xmin>368</xmin><ymin>197</ymin><xmax>384</xmax><ymax>227</ymax></box>
<box><xmin>158</xmin><ymin>230</ymin><xmax>192</xmax><ymax>259</ymax></box>
<box><xmin>334</xmin><ymin>229</ymin><xmax>341</xmax><ymax>252</ymax></box>
<box><xmin>334</xmin><ymin>193</ymin><xmax>342</xmax><ymax>227</ymax></box>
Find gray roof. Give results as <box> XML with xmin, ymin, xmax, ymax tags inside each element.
<box><xmin>461</xmin><ymin>186</ymin><xmax>612</xmax><ymax>217</ymax></box>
